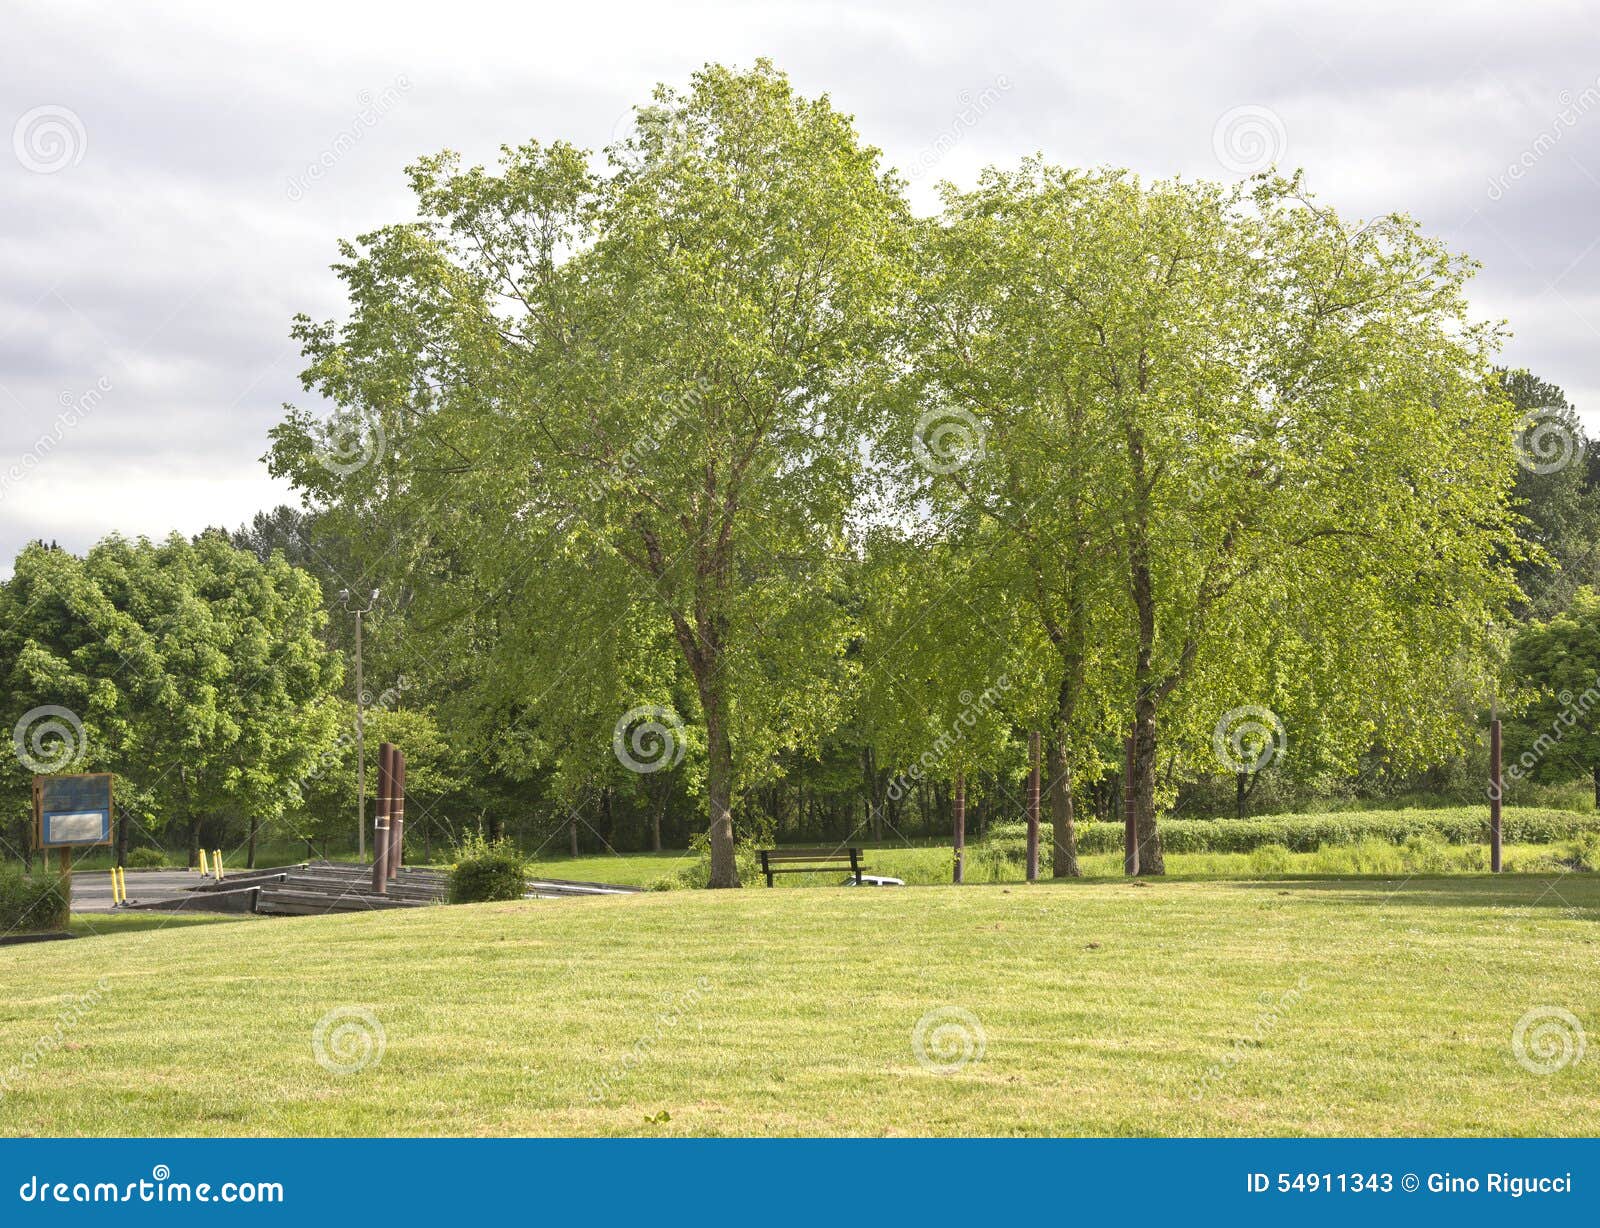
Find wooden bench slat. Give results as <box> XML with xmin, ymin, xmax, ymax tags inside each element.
<box><xmin>756</xmin><ymin>847</ymin><xmax>866</xmax><ymax>887</ymax></box>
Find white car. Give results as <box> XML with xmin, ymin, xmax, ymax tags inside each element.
<box><xmin>842</xmin><ymin>874</ymin><xmax>904</xmax><ymax>887</ymax></box>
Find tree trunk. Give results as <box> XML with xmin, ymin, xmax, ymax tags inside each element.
<box><xmin>1026</xmin><ymin>732</ymin><xmax>1041</xmax><ymax>882</ymax></box>
<box><xmin>862</xmin><ymin>748</ymin><xmax>885</xmax><ymax>843</ymax></box>
<box><xmin>952</xmin><ymin>771</ymin><xmax>966</xmax><ymax>884</ymax></box>
<box><xmin>1592</xmin><ymin>763</ymin><xmax>1599</xmax><ymax>808</ymax></box>
<box><xmin>115</xmin><ymin>807</ymin><xmax>129</xmax><ymax>869</ymax></box>
<box><xmin>246</xmin><ymin>817</ymin><xmax>259</xmax><ymax>869</ymax></box>
<box><xmin>1130</xmin><ymin>700</ymin><xmax>1165</xmax><ymax>874</ymax></box>
<box><xmin>568</xmin><ymin>816</ymin><xmax>579</xmax><ymax>857</ymax></box>
<box><xmin>1047</xmin><ymin>734</ymin><xmax>1081</xmax><ymax>877</ymax></box>
<box><xmin>703</xmin><ymin>691</ymin><xmax>739</xmax><ymax>887</ymax></box>
<box><xmin>1236</xmin><ymin>770</ymin><xmax>1247</xmax><ymax>820</ymax></box>
<box><xmin>187</xmin><ymin>817</ymin><xmax>201</xmax><ymax>869</ymax></box>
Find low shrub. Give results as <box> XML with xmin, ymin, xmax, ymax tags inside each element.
<box><xmin>651</xmin><ymin>833</ymin><xmax>764</xmax><ymax>890</ymax></box>
<box><xmin>125</xmin><ymin>848</ymin><xmax>167</xmax><ymax>868</ymax></box>
<box><xmin>448</xmin><ymin>835</ymin><xmax>527</xmax><ymax>903</ymax></box>
<box><xmin>0</xmin><ymin>867</ymin><xmax>71</xmax><ymax>932</ymax></box>
<box><xmin>1248</xmin><ymin>843</ymin><xmax>1294</xmax><ymax>875</ymax></box>
<box><xmin>1061</xmin><ymin>808</ymin><xmax>1600</xmax><ymax>855</ymax></box>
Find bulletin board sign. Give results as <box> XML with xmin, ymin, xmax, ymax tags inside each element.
<box><xmin>32</xmin><ymin>773</ymin><xmax>114</xmax><ymax>848</ymax></box>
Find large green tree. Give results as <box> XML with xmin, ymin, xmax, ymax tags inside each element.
<box><xmin>0</xmin><ymin>533</ymin><xmax>343</xmax><ymax>864</ymax></box>
<box><xmin>270</xmin><ymin>62</ymin><xmax>911</xmax><ymax>885</ymax></box>
<box><xmin>1500</xmin><ymin>368</ymin><xmax>1600</xmax><ymax>616</ymax></box>
<box><xmin>1506</xmin><ymin>586</ymin><xmax>1600</xmax><ymax>803</ymax></box>
<box><xmin>906</xmin><ymin>165</ymin><xmax>1522</xmax><ymax>871</ymax></box>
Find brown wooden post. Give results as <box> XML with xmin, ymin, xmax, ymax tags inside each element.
<box><xmin>1026</xmin><ymin>731</ymin><xmax>1041</xmax><ymax>883</ymax></box>
<box><xmin>1489</xmin><ymin>716</ymin><xmax>1503</xmax><ymax>873</ymax></box>
<box><xmin>952</xmin><ymin>771</ymin><xmax>966</xmax><ymax>884</ymax></box>
<box><xmin>1123</xmin><ymin>730</ymin><xmax>1139</xmax><ymax>877</ymax></box>
<box><xmin>388</xmin><ymin>749</ymin><xmax>405</xmax><ymax>879</ymax></box>
<box><xmin>371</xmin><ymin>742</ymin><xmax>394</xmax><ymax>893</ymax></box>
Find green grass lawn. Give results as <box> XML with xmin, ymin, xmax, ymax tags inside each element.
<box><xmin>2</xmin><ymin>874</ymin><xmax>1595</xmax><ymax>1136</ymax></box>
<box><xmin>525</xmin><ymin>840</ymin><xmax>1588</xmax><ymax>887</ymax></box>
<box><xmin>67</xmin><ymin>912</ymin><xmax>253</xmax><ymax>938</ymax></box>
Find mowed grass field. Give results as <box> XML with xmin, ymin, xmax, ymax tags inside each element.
<box><xmin>523</xmin><ymin>842</ymin><xmax>1589</xmax><ymax>887</ymax></box>
<box><xmin>2</xmin><ymin>875</ymin><xmax>1596</xmax><ymax>1137</ymax></box>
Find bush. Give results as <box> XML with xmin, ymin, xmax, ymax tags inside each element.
<box><xmin>650</xmin><ymin>833</ymin><xmax>763</xmax><ymax>890</ymax></box>
<box><xmin>0</xmin><ymin>868</ymin><xmax>70</xmax><ymax>933</ymax></box>
<box><xmin>1061</xmin><ymin>807</ymin><xmax>1600</xmax><ymax>855</ymax></box>
<box><xmin>448</xmin><ymin>835</ymin><xmax>527</xmax><ymax>903</ymax></box>
<box><xmin>1248</xmin><ymin>843</ymin><xmax>1294</xmax><ymax>875</ymax></box>
<box><xmin>125</xmin><ymin>848</ymin><xmax>167</xmax><ymax>868</ymax></box>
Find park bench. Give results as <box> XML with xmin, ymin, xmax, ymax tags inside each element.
<box><xmin>757</xmin><ymin>847</ymin><xmax>866</xmax><ymax>887</ymax></box>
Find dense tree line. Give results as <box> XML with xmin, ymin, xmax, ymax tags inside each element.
<box><xmin>8</xmin><ymin>63</ymin><xmax>1600</xmax><ymax>880</ymax></box>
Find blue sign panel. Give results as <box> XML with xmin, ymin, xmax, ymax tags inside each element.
<box><xmin>34</xmin><ymin>773</ymin><xmax>114</xmax><ymax>847</ymax></box>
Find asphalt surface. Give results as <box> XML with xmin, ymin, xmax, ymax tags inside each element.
<box><xmin>69</xmin><ymin>868</ymin><xmax>215</xmax><ymax>913</ymax></box>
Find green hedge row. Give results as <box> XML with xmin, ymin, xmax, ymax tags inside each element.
<box><xmin>0</xmin><ymin>868</ymin><xmax>71</xmax><ymax>933</ymax></box>
<box><xmin>987</xmin><ymin>807</ymin><xmax>1600</xmax><ymax>856</ymax></box>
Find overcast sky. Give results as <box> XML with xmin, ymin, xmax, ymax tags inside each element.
<box><xmin>3</xmin><ymin>0</ymin><xmax>1599</xmax><ymax>566</ymax></box>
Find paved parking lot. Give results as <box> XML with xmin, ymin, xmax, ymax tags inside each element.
<box><xmin>70</xmin><ymin>868</ymin><xmax>211</xmax><ymax>913</ymax></box>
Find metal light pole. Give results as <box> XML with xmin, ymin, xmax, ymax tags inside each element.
<box><xmin>340</xmin><ymin>587</ymin><xmax>380</xmax><ymax>860</ymax></box>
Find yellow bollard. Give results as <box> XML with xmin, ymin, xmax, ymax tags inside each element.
<box><xmin>110</xmin><ymin>866</ymin><xmax>119</xmax><ymax>906</ymax></box>
<box><xmin>214</xmin><ymin>850</ymin><xmax>224</xmax><ymax>881</ymax></box>
<box><xmin>198</xmin><ymin>848</ymin><xmax>209</xmax><ymax>877</ymax></box>
<box><xmin>112</xmin><ymin>865</ymin><xmax>125</xmax><ymax>906</ymax></box>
